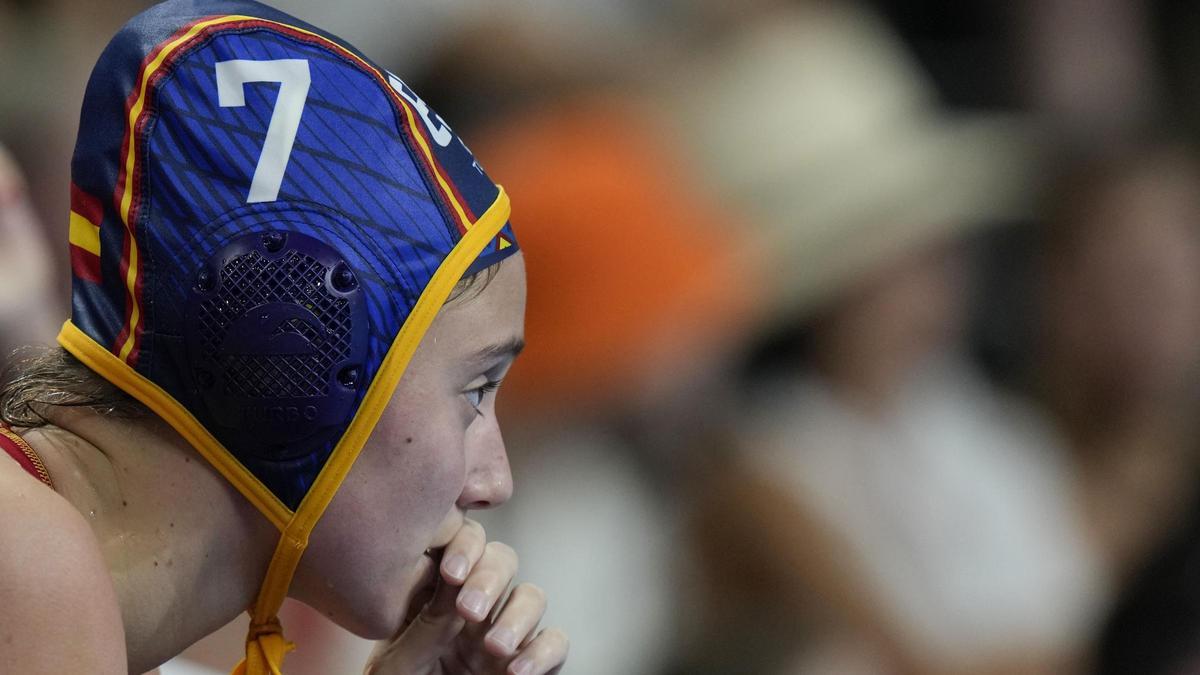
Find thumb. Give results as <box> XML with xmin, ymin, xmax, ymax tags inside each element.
<box><xmin>367</xmin><ymin>576</ymin><xmax>466</xmax><ymax>674</ymax></box>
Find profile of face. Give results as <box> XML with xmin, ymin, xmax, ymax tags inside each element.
<box><xmin>290</xmin><ymin>253</ymin><xmax>526</xmax><ymax>638</ymax></box>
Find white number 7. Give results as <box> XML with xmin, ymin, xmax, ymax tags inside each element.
<box><xmin>216</xmin><ymin>59</ymin><xmax>311</xmax><ymax>203</ymax></box>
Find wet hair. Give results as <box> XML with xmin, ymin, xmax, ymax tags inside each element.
<box><xmin>0</xmin><ymin>266</ymin><xmax>501</xmax><ymax>428</ymax></box>
<box><xmin>0</xmin><ymin>345</ymin><xmax>145</xmax><ymax>427</ymax></box>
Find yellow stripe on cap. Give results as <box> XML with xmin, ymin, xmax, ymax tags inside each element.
<box><xmin>69</xmin><ymin>210</ymin><xmax>101</xmax><ymax>255</ymax></box>
<box><xmin>114</xmin><ymin>14</ymin><xmax>261</xmax><ymax>364</ymax></box>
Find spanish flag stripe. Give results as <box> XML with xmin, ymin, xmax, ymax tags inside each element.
<box><xmin>70</xmin><ymin>245</ymin><xmax>102</xmax><ymax>284</ymax></box>
<box><xmin>69</xmin><ymin>210</ymin><xmax>101</xmax><ymax>256</ymax></box>
<box><xmin>69</xmin><ymin>183</ymin><xmax>103</xmax><ymax>228</ymax></box>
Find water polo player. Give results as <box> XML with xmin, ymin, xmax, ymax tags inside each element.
<box><xmin>0</xmin><ymin>1</ymin><xmax>567</xmax><ymax>673</ymax></box>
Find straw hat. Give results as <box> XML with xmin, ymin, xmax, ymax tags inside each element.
<box><xmin>671</xmin><ymin>2</ymin><xmax>1040</xmax><ymax>318</ymax></box>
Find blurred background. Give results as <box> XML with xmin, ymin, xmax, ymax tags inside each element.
<box><xmin>5</xmin><ymin>0</ymin><xmax>1200</xmax><ymax>673</ymax></box>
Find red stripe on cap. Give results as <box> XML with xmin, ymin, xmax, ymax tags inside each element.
<box><xmin>70</xmin><ymin>183</ymin><xmax>104</xmax><ymax>227</ymax></box>
<box><xmin>111</xmin><ymin>231</ymin><xmax>134</xmax><ymax>356</ymax></box>
<box><xmin>70</xmin><ymin>244</ymin><xmax>102</xmax><ymax>284</ymax></box>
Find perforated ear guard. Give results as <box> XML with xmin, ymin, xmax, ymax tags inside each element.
<box><xmin>186</xmin><ymin>229</ymin><xmax>368</xmax><ymax>461</ymax></box>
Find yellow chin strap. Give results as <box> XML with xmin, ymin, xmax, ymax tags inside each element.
<box><xmin>236</xmin><ymin>188</ymin><xmax>511</xmax><ymax>675</ymax></box>
<box><xmin>58</xmin><ymin>188</ymin><xmax>510</xmax><ymax>675</ymax></box>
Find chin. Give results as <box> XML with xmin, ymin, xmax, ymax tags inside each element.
<box><xmin>322</xmin><ymin>593</ymin><xmax>406</xmax><ymax>641</ymax></box>
<box><xmin>337</xmin><ymin>550</ymin><xmax>441</xmax><ymax>640</ymax></box>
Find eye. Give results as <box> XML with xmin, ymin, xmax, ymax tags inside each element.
<box><xmin>464</xmin><ymin>379</ymin><xmax>502</xmax><ymax>414</ymax></box>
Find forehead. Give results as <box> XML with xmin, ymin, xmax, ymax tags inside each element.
<box><xmin>424</xmin><ymin>254</ymin><xmax>527</xmax><ymax>362</ymax></box>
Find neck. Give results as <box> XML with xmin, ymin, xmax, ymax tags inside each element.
<box><xmin>25</xmin><ymin>407</ymin><xmax>277</xmax><ymax>673</ymax></box>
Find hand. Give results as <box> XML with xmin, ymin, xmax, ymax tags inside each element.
<box><xmin>364</xmin><ymin>519</ymin><xmax>568</xmax><ymax>675</ymax></box>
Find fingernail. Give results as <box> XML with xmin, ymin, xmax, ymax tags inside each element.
<box><xmin>488</xmin><ymin>626</ymin><xmax>517</xmax><ymax>653</ymax></box>
<box><xmin>443</xmin><ymin>554</ymin><xmax>469</xmax><ymax>581</ymax></box>
<box><xmin>509</xmin><ymin>656</ymin><xmax>532</xmax><ymax>675</ymax></box>
<box><xmin>459</xmin><ymin>588</ymin><xmax>488</xmax><ymax>618</ymax></box>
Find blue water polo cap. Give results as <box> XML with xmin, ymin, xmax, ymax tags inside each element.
<box><xmin>61</xmin><ymin>0</ymin><xmax>518</xmax><ymax>509</ymax></box>
<box><xmin>57</xmin><ymin>2</ymin><xmax>519</xmax><ymax>670</ymax></box>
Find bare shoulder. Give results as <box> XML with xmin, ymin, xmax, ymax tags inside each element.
<box><xmin>0</xmin><ymin>456</ymin><xmax>127</xmax><ymax>673</ymax></box>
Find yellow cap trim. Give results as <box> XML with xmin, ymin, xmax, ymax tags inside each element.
<box><xmin>60</xmin><ymin>187</ymin><xmax>511</xmax><ymax>675</ymax></box>
<box><xmin>57</xmin><ymin>321</ymin><xmax>292</xmax><ymax>530</ymax></box>
<box><xmin>239</xmin><ymin>188</ymin><xmax>511</xmax><ymax>673</ymax></box>
<box><xmin>67</xmin><ymin>13</ymin><xmax>509</xmax><ymax>671</ymax></box>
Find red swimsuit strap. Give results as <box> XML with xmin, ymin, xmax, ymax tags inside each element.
<box><xmin>0</xmin><ymin>425</ymin><xmax>53</xmax><ymax>489</ymax></box>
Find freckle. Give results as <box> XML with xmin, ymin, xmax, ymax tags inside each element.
<box><xmin>167</xmin><ymin>559</ymin><xmax>174</xmax><ymax>567</ymax></box>
<box><xmin>153</xmin><ymin>561</ymin><xmax>159</xmax><ymax>567</ymax></box>
<box><xmin>169</xmin><ymin>522</ymin><xmax>174</xmax><ymax>528</ymax></box>
<box><xmin>122</xmin><ymin>500</ymin><xmax>128</xmax><ymax>507</ymax></box>
<box><xmin>406</xmin><ymin>437</ymin><xmax>413</xmax><ymax>444</ymax></box>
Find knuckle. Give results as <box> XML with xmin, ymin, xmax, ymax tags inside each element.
<box><xmin>518</xmin><ymin>582</ymin><xmax>546</xmax><ymax>603</ymax></box>
<box><xmin>485</xmin><ymin>540</ymin><xmax>518</xmax><ymax>563</ymax></box>
<box><xmin>463</xmin><ymin>518</ymin><xmax>486</xmax><ymax>539</ymax></box>
<box><xmin>543</xmin><ymin>627</ymin><xmax>569</xmax><ymax>649</ymax></box>
<box><xmin>464</xmin><ymin>569</ymin><xmax>501</xmax><ymax>591</ymax></box>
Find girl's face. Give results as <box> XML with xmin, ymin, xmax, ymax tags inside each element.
<box><xmin>292</xmin><ymin>254</ymin><xmax>526</xmax><ymax>638</ymax></box>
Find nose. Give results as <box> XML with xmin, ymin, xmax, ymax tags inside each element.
<box><xmin>457</xmin><ymin>418</ymin><xmax>513</xmax><ymax>510</ymax></box>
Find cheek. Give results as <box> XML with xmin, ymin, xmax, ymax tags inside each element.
<box><xmin>302</xmin><ymin>429</ymin><xmax>467</xmax><ymax>633</ymax></box>
<box><xmin>355</xmin><ymin>424</ymin><xmax>468</xmax><ymax>550</ymax></box>
<box><xmin>393</xmin><ymin>434</ymin><xmax>468</xmax><ymax>522</ymax></box>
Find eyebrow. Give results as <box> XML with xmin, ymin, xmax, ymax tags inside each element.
<box><xmin>469</xmin><ymin>337</ymin><xmax>525</xmax><ymax>366</ymax></box>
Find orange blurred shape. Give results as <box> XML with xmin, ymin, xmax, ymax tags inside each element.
<box><xmin>472</xmin><ymin>95</ymin><xmax>760</xmax><ymax>418</ymax></box>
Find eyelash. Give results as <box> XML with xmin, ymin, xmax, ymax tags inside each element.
<box><xmin>465</xmin><ymin>379</ymin><xmax>502</xmax><ymax>413</ymax></box>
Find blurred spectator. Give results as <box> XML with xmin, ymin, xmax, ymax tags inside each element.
<box><xmin>0</xmin><ymin>144</ymin><xmax>61</xmax><ymax>353</ymax></box>
<box><xmin>667</xmin><ymin>3</ymin><xmax>1106</xmax><ymax>673</ymax></box>
<box><xmin>467</xmin><ymin>92</ymin><xmax>760</xmax><ymax>675</ymax></box>
<box><xmin>0</xmin><ymin>0</ymin><xmax>153</xmax><ymax>305</ymax></box>
<box><xmin>382</xmin><ymin>6</ymin><xmax>763</xmax><ymax>674</ymax></box>
<box><xmin>1035</xmin><ymin>142</ymin><xmax>1200</xmax><ymax>613</ymax></box>
<box><xmin>472</xmin><ymin>94</ymin><xmax>756</xmax><ymax>422</ymax></box>
<box><xmin>1020</xmin><ymin>0</ymin><xmax>1163</xmax><ymax>145</ymax></box>
<box><xmin>1095</xmin><ymin>492</ymin><xmax>1200</xmax><ymax>675</ymax></box>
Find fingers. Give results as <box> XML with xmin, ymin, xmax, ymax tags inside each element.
<box><xmin>369</xmin><ymin>576</ymin><xmax>465</xmax><ymax>671</ymax></box>
<box><xmin>456</xmin><ymin>540</ymin><xmax>518</xmax><ymax>622</ymax></box>
<box><xmin>439</xmin><ymin>518</ymin><xmax>486</xmax><ymax>584</ymax></box>
<box><xmin>483</xmin><ymin>582</ymin><xmax>546</xmax><ymax>657</ymax></box>
<box><xmin>506</xmin><ymin>627</ymin><xmax>569</xmax><ymax>675</ymax></box>
<box><xmin>369</xmin><ymin>517</ymin><xmax>569</xmax><ymax>675</ymax></box>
